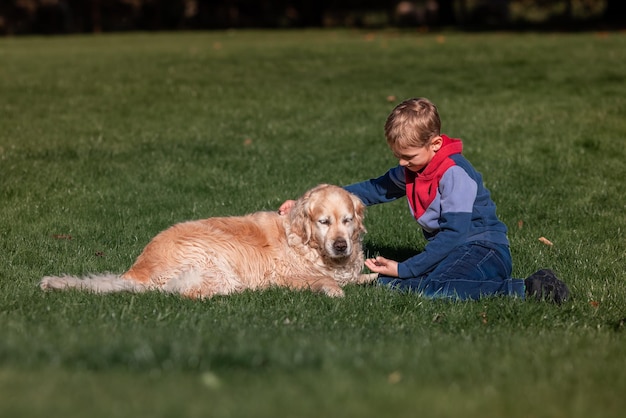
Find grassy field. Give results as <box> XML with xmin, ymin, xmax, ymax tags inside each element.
<box><xmin>1</xmin><ymin>30</ymin><xmax>625</xmax><ymax>417</ymax></box>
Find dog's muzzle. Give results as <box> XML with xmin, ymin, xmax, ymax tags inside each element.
<box><xmin>333</xmin><ymin>238</ymin><xmax>348</xmax><ymax>254</ymax></box>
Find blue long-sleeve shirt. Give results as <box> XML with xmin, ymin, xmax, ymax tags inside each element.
<box><xmin>345</xmin><ymin>137</ymin><xmax>509</xmax><ymax>279</ymax></box>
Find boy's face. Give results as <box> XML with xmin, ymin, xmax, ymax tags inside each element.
<box><xmin>392</xmin><ymin>136</ymin><xmax>442</xmax><ymax>172</ymax></box>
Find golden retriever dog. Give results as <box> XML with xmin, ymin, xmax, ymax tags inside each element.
<box><xmin>40</xmin><ymin>184</ymin><xmax>372</xmax><ymax>298</ymax></box>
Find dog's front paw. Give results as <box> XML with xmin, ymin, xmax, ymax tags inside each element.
<box><xmin>321</xmin><ymin>285</ymin><xmax>345</xmax><ymax>298</ymax></box>
<box><xmin>356</xmin><ymin>273</ymin><xmax>379</xmax><ymax>284</ymax></box>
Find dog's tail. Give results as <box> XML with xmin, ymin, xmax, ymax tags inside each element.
<box><xmin>39</xmin><ymin>273</ymin><xmax>147</xmax><ymax>294</ymax></box>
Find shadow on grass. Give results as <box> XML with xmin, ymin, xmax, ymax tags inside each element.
<box><xmin>363</xmin><ymin>243</ymin><xmax>421</xmax><ymax>262</ymax></box>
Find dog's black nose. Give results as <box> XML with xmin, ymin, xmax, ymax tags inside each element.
<box><xmin>333</xmin><ymin>238</ymin><xmax>348</xmax><ymax>253</ymax></box>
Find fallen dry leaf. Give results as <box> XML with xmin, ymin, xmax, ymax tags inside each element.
<box><xmin>387</xmin><ymin>371</ymin><xmax>402</xmax><ymax>384</ymax></box>
<box><xmin>538</xmin><ymin>236</ymin><xmax>553</xmax><ymax>246</ymax></box>
<box><xmin>364</xmin><ymin>33</ymin><xmax>376</xmax><ymax>42</ymax></box>
<box><xmin>517</xmin><ymin>220</ymin><xmax>524</xmax><ymax>229</ymax></box>
<box><xmin>201</xmin><ymin>371</ymin><xmax>221</xmax><ymax>390</ymax></box>
<box><xmin>52</xmin><ymin>234</ymin><xmax>72</xmax><ymax>240</ymax></box>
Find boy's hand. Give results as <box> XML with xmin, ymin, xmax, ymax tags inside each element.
<box><xmin>278</xmin><ymin>200</ymin><xmax>296</xmax><ymax>216</ymax></box>
<box><xmin>365</xmin><ymin>256</ymin><xmax>399</xmax><ymax>277</ymax></box>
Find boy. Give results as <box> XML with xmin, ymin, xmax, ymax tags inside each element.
<box><xmin>279</xmin><ymin>98</ymin><xmax>569</xmax><ymax>303</ymax></box>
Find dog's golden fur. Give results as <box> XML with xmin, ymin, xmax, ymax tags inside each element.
<box><xmin>40</xmin><ymin>184</ymin><xmax>374</xmax><ymax>298</ymax></box>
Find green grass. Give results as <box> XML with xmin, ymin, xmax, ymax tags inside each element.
<box><xmin>1</xmin><ymin>30</ymin><xmax>626</xmax><ymax>417</ymax></box>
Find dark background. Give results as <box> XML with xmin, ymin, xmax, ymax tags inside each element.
<box><xmin>0</xmin><ymin>0</ymin><xmax>624</xmax><ymax>35</ymax></box>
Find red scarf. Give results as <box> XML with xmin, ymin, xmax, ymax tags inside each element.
<box><xmin>405</xmin><ymin>135</ymin><xmax>463</xmax><ymax>219</ymax></box>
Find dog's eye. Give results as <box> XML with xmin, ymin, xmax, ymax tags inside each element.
<box><xmin>318</xmin><ymin>219</ymin><xmax>330</xmax><ymax>225</ymax></box>
<box><xmin>343</xmin><ymin>217</ymin><xmax>353</xmax><ymax>224</ymax></box>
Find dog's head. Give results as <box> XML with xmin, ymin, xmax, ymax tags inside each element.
<box><xmin>289</xmin><ymin>184</ymin><xmax>366</xmax><ymax>260</ymax></box>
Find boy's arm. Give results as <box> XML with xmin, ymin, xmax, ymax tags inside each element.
<box><xmin>397</xmin><ymin>167</ymin><xmax>478</xmax><ymax>278</ymax></box>
<box><xmin>344</xmin><ymin>166</ymin><xmax>406</xmax><ymax>206</ymax></box>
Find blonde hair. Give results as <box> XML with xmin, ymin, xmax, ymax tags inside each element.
<box><xmin>384</xmin><ymin>98</ymin><xmax>441</xmax><ymax>149</ymax></box>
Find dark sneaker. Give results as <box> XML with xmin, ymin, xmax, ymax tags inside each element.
<box><xmin>524</xmin><ymin>269</ymin><xmax>570</xmax><ymax>304</ymax></box>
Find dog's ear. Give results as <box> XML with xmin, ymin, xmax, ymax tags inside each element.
<box><xmin>350</xmin><ymin>193</ymin><xmax>367</xmax><ymax>235</ymax></box>
<box><xmin>289</xmin><ymin>193</ymin><xmax>312</xmax><ymax>245</ymax></box>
